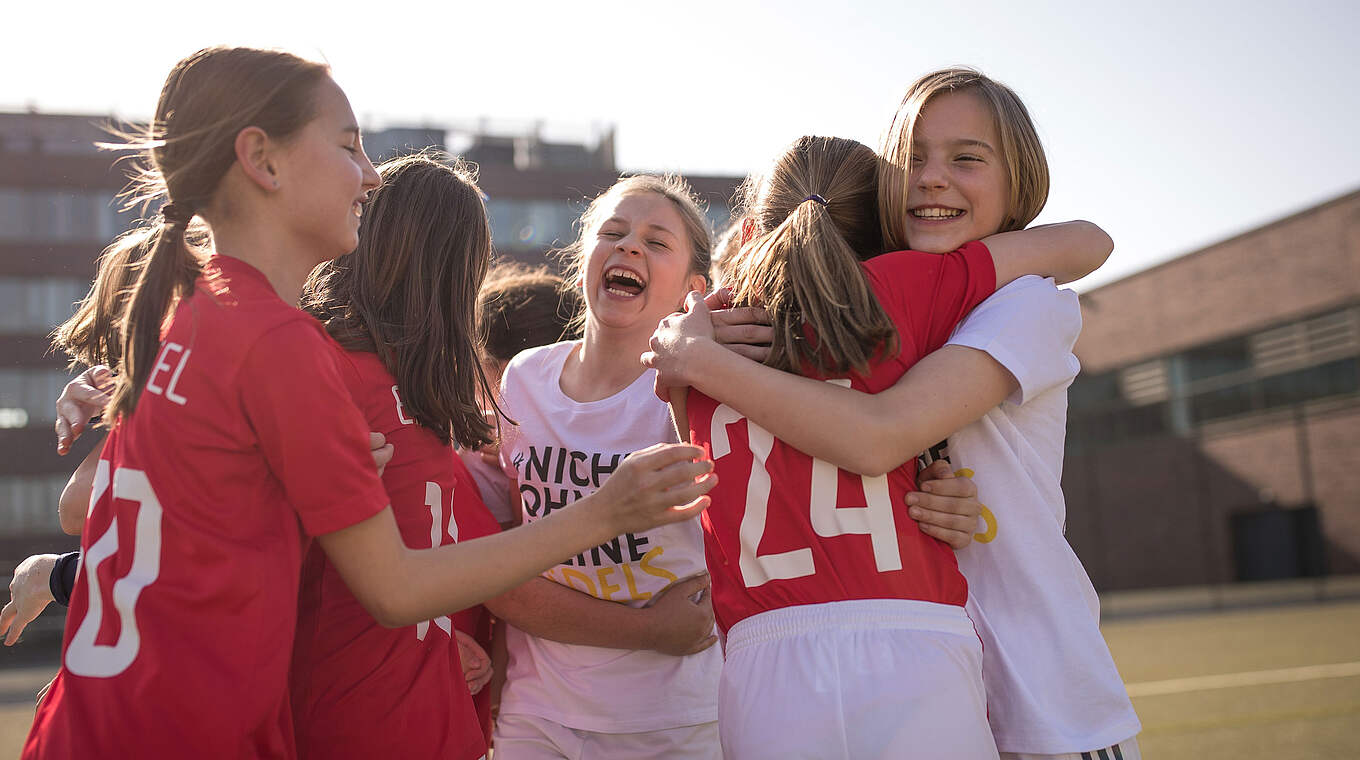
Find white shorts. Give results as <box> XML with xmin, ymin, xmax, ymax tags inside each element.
<box><xmin>493</xmin><ymin>712</ymin><xmax>721</xmax><ymax>760</ymax></box>
<box><xmin>719</xmin><ymin>599</ymin><xmax>998</xmax><ymax>760</ymax></box>
<box><xmin>999</xmin><ymin>736</ymin><xmax>1142</xmax><ymax>760</ymax></box>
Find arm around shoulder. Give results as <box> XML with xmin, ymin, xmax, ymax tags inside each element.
<box><xmin>984</xmin><ymin>220</ymin><xmax>1112</xmax><ymax>287</ymax></box>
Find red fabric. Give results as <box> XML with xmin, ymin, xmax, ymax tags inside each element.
<box><xmin>290</xmin><ymin>349</ymin><xmax>499</xmax><ymax>760</ymax></box>
<box><xmin>687</xmin><ymin>243</ymin><xmax>995</xmax><ymax>633</ymax></box>
<box><xmin>25</xmin><ymin>256</ymin><xmax>388</xmax><ymax>760</ymax></box>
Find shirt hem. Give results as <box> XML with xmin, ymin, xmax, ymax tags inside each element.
<box><xmin>496</xmin><ymin>705</ymin><xmax>719</xmax><ymax>735</ymax></box>
<box><xmin>992</xmin><ymin>716</ymin><xmax>1143</xmax><ymax>756</ymax></box>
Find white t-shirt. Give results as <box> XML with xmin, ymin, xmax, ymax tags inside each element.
<box><xmin>497</xmin><ymin>340</ymin><xmax>721</xmax><ymax>733</ymax></box>
<box><xmin>947</xmin><ymin>276</ymin><xmax>1141</xmax><ymax>754</ymax></box>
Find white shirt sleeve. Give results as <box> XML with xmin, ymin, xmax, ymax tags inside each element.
<box><xmin>946</xmin><ymin>275</ymin><xmax>1082</xmax><ymax>405</ymax></box>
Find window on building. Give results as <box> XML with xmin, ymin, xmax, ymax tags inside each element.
<box><xmin>1183</xmin><ymin>335</ymin><xmax>1252</xmax><ymax>382</ymax></box>
<box><xmin>0</xmin><ymin>188</ymin><xmax>133</xmax><ymax>242</ymax></box>
<box><xmin>0</xmin><ymin>368</ymin><xmax>78</xmax><ymax>427</ymax></box>
<box><xmin>0</xmin><ymin>277</ymin><xmax>88</xmax><ymax>334</ymax></box>
<box><xmin>0</xmin><ymin>474</ymin><xmax>67</xmax><ymax>535</ymax></box>
<box><xmin>1191</xmin><ymin>382</ymin><xmax>1259</xmax><ymax>424</ymax></box>
<box><xmin>1069</xmin><ymin>370</ymin><xmax>1121</xmax><ymax>411</ymax></box>
<box><xmin>486</xmin><ymin>198</ymin><xmax>579</xmax><ymax>250</ymax></box>
<box><xmin>1261</xmin><ymin>357</ymin><xmax>1358</xmax><ymax>410</ymax></box>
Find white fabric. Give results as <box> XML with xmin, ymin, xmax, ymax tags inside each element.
<box><xmin>497</xmin><ymin>341</ymin><xmax>721</xmax><ymax>733</ymax></box>
<box><xmin>459</xmin><ymin>447</ymin><xmax>516</xmax><ymax>525</ymax></box>
<box><xmin>947</xmin><ymin>276</ymin><xmax>1141</xmax><ymax>754</ymax></box>
<box><xmin>493</xmin><ymin>712</ymin><xmax>721</xmax><ymax>760</ymax></box>
<box><xmin>719</xmin><ymin>599</ymin><xmax>997</xmax><ymax>760</ymax></box>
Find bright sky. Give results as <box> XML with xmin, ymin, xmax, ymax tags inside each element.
<box><xmin>5</xmin><ymin>0</ymin><xmax>1358</xmax><ymax>290</ymax></box>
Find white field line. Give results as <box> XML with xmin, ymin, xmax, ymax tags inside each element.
<box><xmin>1126</xmin><ymin>661</ymin><xmax>1360</xmax><ymax>697</ymax></box>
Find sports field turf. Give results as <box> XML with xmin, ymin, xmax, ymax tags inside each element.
<box><xmin>2</xmin><ymin>599</ymin><xmax>1357</xmax><ymax>758</ymax></box>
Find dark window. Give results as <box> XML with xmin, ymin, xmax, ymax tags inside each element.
<box><xmin>1191</xmin><ymin>382</ymin><xmax>1259</xmax><ymax>424</ymax></box>
<box><xmin>1182</xmin><ymin>335</ymin><xmax>1252</xmax><ymax>382</ymax></box>
<box><xmin>1262</xmin><ymin>357</ymin><xmax>1359</xmax><ymax>410</ymax></box>
<box><xmin>1069</xmin><ymin>370</ymin><xmax>1121</xmax><ymax>411</ymax></box>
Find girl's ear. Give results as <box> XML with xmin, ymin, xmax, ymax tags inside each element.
<box><xmin>687</xmin><ymin>272</ymin><xmax>708</xmax><ymax>297</ymax></box>
<box><xmin>234</xmin><ymin>127</ymin><xmax>279</xmax><ymax>192</ymax></box>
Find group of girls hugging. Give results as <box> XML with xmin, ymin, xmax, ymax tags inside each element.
<box><xmin>1</xmin><ymin>44</ymin><xmax>1143</xmax><ymax>760</ymax></box>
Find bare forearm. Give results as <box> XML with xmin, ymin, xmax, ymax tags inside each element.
<box><xmin>985</xmin><ymin>221</ymin><xmax>1113</xmax><ymax>286</ymax></box>
<box><xmin>486</xmin><ymin>578</ymin><xmax>659</xmax><ymax>650</ymax></box>
<box><xmin>685</xmin><ymin>341</ymin><xmax>1013</xmax><ymax>476</ymax></box>
<box><xmin>321</xmin><ymin>497</ymin><xmax>625</xmax><ymax>628</ymax></box>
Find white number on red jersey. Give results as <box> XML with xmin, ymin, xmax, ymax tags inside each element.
<box><xmin>416</xmin><ymin>481</ymin><xmax>457</xmax><ymax>641</ymax></box>
<box><xmin>709</xmin><ymin>387</ymin><xmax>903</xmax><ymax>589</ymax></box>
<box><xmin>65</xmin><ymin>461</ymin><xmax>164</xmax><ymax>678</ymax></box>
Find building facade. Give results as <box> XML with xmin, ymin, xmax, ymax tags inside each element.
<box><xmin>1064</xmin><ymin>189</ymin><xmax>1360</xmax><ymax>591</ymax></box>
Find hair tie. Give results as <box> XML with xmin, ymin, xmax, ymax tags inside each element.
<box><xmin>802</xmin><ymin>194</ymin><xmax>829</xmax><ymax>207</ymax></box>
<box><xmin>161</xmin><ymin>203</ymin><xmax>195</xmax><ymax>226</ymax></box>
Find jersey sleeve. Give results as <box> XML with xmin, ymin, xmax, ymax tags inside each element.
<box><xmin>948</xmin><ymin>275</ymin><xmax>1082</xmax><ymax>405</ymax></box>
<box><xmin>239</xmin><ymin>320</ymin><xmax>390</xmax><ymax>536</ymax></box>
<box><xmin>871</xmin><ymin>243</ymin><xmax>996</xmax><ymax>353</ymax></box>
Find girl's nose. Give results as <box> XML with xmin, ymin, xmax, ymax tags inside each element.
<box><xmin>915</xmin><ymin>158</ymin><xmax>949</xmax><ymax>190</ymax></box>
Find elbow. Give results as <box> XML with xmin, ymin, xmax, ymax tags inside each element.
<box><xmin>1066</xmin><ymin>221</ymin><xmax>1114</xmax><ymax>283</ymax></box>
<box><xmin>370</xmin><ymin>601</ymin><xmax>415</xmax><ymax>629</ymax></box>
<box><xmin>1092</xmin><ymin>223</ymin><xmax>1115</xmax><ymax>264</ymax></box>
<box><xmin>844</xmin><ymin>420</ymin><xmax>906</xmax><ymax>478</ymax></box>
<box><xmin>57</xmin><ymin>496</ymin><xmax>84</xmax><ymax>536</ymax></box>
<box><xmin>356</xmin><ymin>588</ymin><xmax>422</xmax><ymax>628</ymax></box>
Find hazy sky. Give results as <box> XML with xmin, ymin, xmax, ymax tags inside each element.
<box><xmin>5</xmin><ymin>0</ymin><xmax>1358</xmax><ymax>290</ymax></box>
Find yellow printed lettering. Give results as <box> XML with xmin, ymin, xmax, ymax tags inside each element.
<box><xmin>620</xmin><ymin>563</ymin><xmax>651</xmax><ymax>603</ymax></box>
<box><xmin>640</xmin><ymin>547</ymin><xmax>678</xmax><ymax>583</ymax></box>
<box><xmin>596</xmin><ymin>567</ymin><xmax>621</xmax><ymax>601</ymax></box>
<box><xmin>560</xmin><ymin>568</ymin><xmax>598</xmax><ymax>597</ymax></box>
<box><xmin>974</xmin><ymin>505</ymin><xmax>998</xmax><ymax>544</ymax></box>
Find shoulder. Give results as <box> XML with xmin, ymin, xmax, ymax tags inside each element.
<box><xmin>503</xmin><ymin>340</ymin><xmax>576</xmax><ymax>388</ymax></box>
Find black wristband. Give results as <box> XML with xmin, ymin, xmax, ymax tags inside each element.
<box><xmin>49</xmin><ymin>551</ymin><xmax>81</xmax><ymax>607</ymax></box>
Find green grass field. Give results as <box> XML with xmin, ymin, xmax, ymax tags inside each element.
<box><xmin>3</xmin><ymin>600</ymin><xmax>1357</xmax><ymax>758</ymax></box>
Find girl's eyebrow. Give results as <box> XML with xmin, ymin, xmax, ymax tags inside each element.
<box><xmin>602</xmin><ymin>216</ymin><xmax>678</xmax><ymax>239</ymax></box>
<box><xmin>949</xmin><ymin>138</ymin><xmax>996</xmax><ymax>152</ymax></box>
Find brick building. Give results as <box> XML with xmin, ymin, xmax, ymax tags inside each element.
<box><xmin>1064</xmin><ymin>188</ymin><xmax>1360</xmax><ymax>590</ymax></box>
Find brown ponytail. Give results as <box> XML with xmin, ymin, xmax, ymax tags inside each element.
<box><xmin>53</xmin><ymin>47</ymin><xmax>331</xmax><ymax>422</ymax></box>
<box><xmin>728</xmin><ymin>136</ymin><xmax>895</xmax><ymax>377</ymax></box>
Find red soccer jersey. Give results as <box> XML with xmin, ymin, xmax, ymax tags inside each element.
<box><xmin>687</xmin><ymin>243</ymin><xmax>995</xmax><ymax>633</ymax></box>
<box><xmin>290</xmin><ymin>349</ymin><xmax>500</xmax><ymax>760</ymax></box>
<box><xmin>24</xmin><ymin>256</ymin><xmax>389</xmax><ymax>760</ymax></box>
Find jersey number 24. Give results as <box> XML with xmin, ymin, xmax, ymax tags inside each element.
<box><xmin>708</xmin><ymin>387</ymin><xmax>903</xmax><ymax>590</ymax></box>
